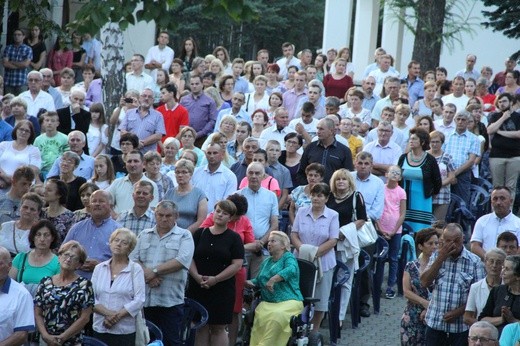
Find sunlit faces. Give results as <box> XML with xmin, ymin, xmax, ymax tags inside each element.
<box><xmin>125</xmin><ymin>153</ymin><xmax>144</xmax><ymax>174</ymax></box>
<box><xmin>265</xmin><ymin>144</ymin><xmax>281</xmax><ymax>162</ymax></box>
<box><xmin>181</xmin><ymin>130</ymin><xmax>196</xmax><ymax>148</ymax></box>
<box><xmin>417</xmin><ymin>235</ymin><xmax>439</xmax><ymax>257</ymax></box>
<box><xmin>132</xmin><ymin>184</ymin><xmax>154</xmax><ymax>208</ymax></box>
<box><xmin>306</xmin><ymin>170</ymin><xmax>323</xmax><ymax>186</ymax></box>
<box><xmin>307</xmin><ymin>86</ymin><xmax>320</xmax><ymax>103</ymax></box>
<box><xmin>19</xmin><ymin>199</ymin><xmax>40</xmax><ymax>221</ymax></box>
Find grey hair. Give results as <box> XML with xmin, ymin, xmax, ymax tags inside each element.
<box><xmin>62</xmin><ymin>151</ymin><xmax>81</xmax><ymax>167</ymax></box>
<box><xmin>469</xmin><ymin>321</ymin><xmax>498</xmax><ymax>341</ymax></box>
<box><xmin>156</xmin><ymin>200</ymin><xmax>178</xmax><ymax>214</ymax></box>
<box><xmin>485</xmin><ymin>248</ymin><xmax>507</xmax><ymax>261</ymax></box>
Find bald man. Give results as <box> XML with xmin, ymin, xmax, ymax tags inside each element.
<box><xmin>421</xmin><ymin>224</ymin><xmax>485</xmax><ymax>345</ymax></box>
<box><xmin>0</xmin><ymin>246</ymin><xmax>35</xmax><ymax>344</ymax></box>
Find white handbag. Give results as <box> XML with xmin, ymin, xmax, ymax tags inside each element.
<box><xmin>352</xmin><ymin>192</ymin><xmax>377</xmax><ymax>247</ymax></box>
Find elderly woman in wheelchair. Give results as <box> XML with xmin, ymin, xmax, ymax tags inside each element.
<box><xmin>246</xmin><ymin>231</ymin><xmax>303</xmax><ymax>345</ymax></box>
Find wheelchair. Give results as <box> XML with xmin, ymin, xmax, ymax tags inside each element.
<box><xmin>238</xmin><ymin>258</ymin><xmax>323</xmax><ymax>346</ymax></box>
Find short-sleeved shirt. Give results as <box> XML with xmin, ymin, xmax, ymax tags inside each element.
<box><xmin>116</xmin><ymin>208</ymin><xmax>156</xmax><ymax>236</ymax></box>
<box><xmin>108</xmin><ymin>175</ymin><xmax>160</xmax><ymax>214</ymax></box>
<box><xmin>238</xmin><ymin>187</ymin><xmax>279</xmax><ymax>239</ymax></box>
<box><xmin>163</xmin><ymin>187</ymin><xmax>207</xmax><ymax>229</ymax></box>
<box><xmin>130</xmin><ymin>225</ymin><xmax>194</xmax><ymax>307</ymax></box>
<box><xmin>470</xmin><ymin>212</ymin><xmax>520</xmax><ymax>251</ymax></box>
<box><xmin>192</xmin><ymin>164</ymin><xmax>237</xmax><ymax>214</ymax></box>
<box><xmin>119</xmin><ymin>108</ymin><xmax>166</xmax><ymax>154</ymax></box>
<box><xmin>292</xmin><ymin>205</ymin><xmax>340</xmax><ymax>271</ymax></box>
<box><xmin>34</xmin><ymin>132</ymin><xmax>69</xmax><ymax>173</ymax></box>
<box><xmin>0</xmin><ymin>278</ymin><xmax>35</xmax><ymax>340</ymax></box>
<box><xmin>465</xmin><ymin>278</ymin><xmax>490</xmax><ymax>319</ymax></box>
<box><xmin>379</xmin><ymin>185</ymin><xmax>407</xmax><ymax>234</ymax></box>
<box><xmin>443</xmin><ymin>130</ymin><xmax>480</xmax><ymax>168</ymax></box>
<box><xmin>156</xmin><ymin>103</ymin><xmax>189</xmax><ymax>139</ymax></box>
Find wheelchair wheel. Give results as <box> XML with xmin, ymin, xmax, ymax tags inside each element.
<box><xmin>308</xmin><ymin>332</ymin><xmax>324</xmax><ymax>346</ymax></box>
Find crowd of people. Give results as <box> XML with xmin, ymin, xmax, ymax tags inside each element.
<box><xmin>1</xmin><ymin>25</ymin><xmax>520</xmax><ymax>346</ymax></box>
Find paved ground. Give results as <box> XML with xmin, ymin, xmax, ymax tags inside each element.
<box><xmin>318</xmin><ymin>270</ymin><xmax>407</xmax><ymax>346</ymax></box>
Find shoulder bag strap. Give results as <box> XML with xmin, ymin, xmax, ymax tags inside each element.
<box><xmin>12</xmin><ymin>222</ymin><xmax>19</xmax><ymax>254</ymax></box>
<box><xmin>351</xmin><ymin>192</ymin><xmax>358</xmax><ymax>222</ymax></box>
<box><xmin>17</xmin><ymin>251</ymin><xmax>28</xmax><ymax>282</ymax></box>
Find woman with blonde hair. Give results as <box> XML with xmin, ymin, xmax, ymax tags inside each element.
<box><xmin>209</xmin><ymin>59</ymin><xmax>225</xmax><ymax>88</ymax></box>
<box><xmin>91</xmin><ymin>228</ymin><xmax>145</xmax><ymax>345</ymax></box>
<box><xmin>243</xmin><ymin>75</ymin><xmax>270</xmax><ymax>116</ymax></box>
<box><xmin>175</xmin><ymin>126</ymin><xmax>205</xmax><ymax>167</ymax></box>
<box><xmin>205</xmin><ymin>86</ymin><xmax>230</xmax><ymax>113</ymax></box>
<box><xmin>327</xmin><ymin>168</ymin><xmax>367</xmax><ymax>323</ymax></box>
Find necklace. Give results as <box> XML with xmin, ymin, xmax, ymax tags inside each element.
<box><xmin>335</xmin><ymin>192</ymin><xmax>350</xmax><ymax>201</ymax></box>
<box><xmin>409</xmin><ymin>151</ymin><xmax>426</xmax><ymax>163</ymax></box>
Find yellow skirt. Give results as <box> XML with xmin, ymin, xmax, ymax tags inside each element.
<box><xmin>250</xmin><ymin>300</ymin><xmax>304</xmax><ymax>346</ymax></box>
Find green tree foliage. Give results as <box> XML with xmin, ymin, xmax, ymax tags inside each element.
<box><xmin>171</xmin><ymin>0</ymin><xmax>325</xmax><ymax>60</ymax></box>
<box><xmin>481</xmin><ymin>0</ymin><xmax>520</xmax><ymax>60</ymax></box>
<box><xmin>384</xmin><ymin>0</ymin><xmax>479</xmax><ymax>72</ymax></box>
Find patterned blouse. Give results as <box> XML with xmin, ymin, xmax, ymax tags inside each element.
<box><xmin>34</xmin><ymin>276</ymin><xmax>94</xmax><ymax>345</ymax></box>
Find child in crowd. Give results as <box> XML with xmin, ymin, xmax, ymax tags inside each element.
<box><xmin>34</xmin><ymin>111</ymin><xmax>69</xmax><ymax>179</ymax></box>
<box><xmin>87</xmin><ymin>102</ymin><xmax>109</xmax><ymax>157</ymax></box>
<box><xmin>89</xmin><ymin>154</ymin><xmax>115</xmax><ymax>190</ymax></box>
<box><xmin>377</xmin><ymin>165</ymin><xmax>407</xmax><ymax>299</ymax></box>
<box><xmin>144</xmin><ymin>151</ymin><xmax>174</xmax><ymax>201</ymax></box>
<box><xmin>265</xmin><ymin>140</ymin><xmax>293</xmax><ymax>209</ymax></box>
<box><xmin>393</xmin><ymin>103</ymin><xmax>412</xmax><ymax>150</ymax></box>
<box><xmin>339</xmin><ymin>118</ymin><xmax>363</xmax><ymax>162</ymax></box>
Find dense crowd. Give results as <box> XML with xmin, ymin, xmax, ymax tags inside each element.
<box><xmin>1</xmin><ymin>25</ymin><xmax>520</xmax><ymax>346</ymax></box>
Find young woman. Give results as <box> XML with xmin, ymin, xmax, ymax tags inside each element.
<box><xmin>87</xmin><ymin>103</ymin><xmax>109</xmax><ymax>157</ymax></box>
<box><xmin>169</xmin><ymin>58</ymin><xmax>185</xmax><ymax>95</ymax></box>
<box><xmin>212</xmin><ymin>46</ymin><xmax>232</xmax><ymax>74</ymax></box>
<box><xmin>465</xmin><ymin>78</ymin><xmax>477</xmax><ymax>98</ymax></box>
<box><xmin>57</xmin><ymin>68</ymin><xmax>76</xmax><ymax>107</ymax></box>
<box><xmin>283</xmin><ymin>66</ymin><xmax>298</xmax><ymax>91</ymax></box>
<box><xmin>179</xmin><ymin>37</ymin><xmax>198</xmax><ymax>72</ymax></box>
<box><xmin>228</xmin><ymin>122</ymin><xmax>251</xmax><ymax>161</ymax></box>
<box><xmin>42</xmin><ymin>179</ymin><xmax>75</xmax><ymax>243</ymax></box>
<box><xmin>243</xmin><ymin>76</ymin><xmax>270</xmax><ymax>117</ymax></box>
<box><xmin>219</xmin><ymin>75</ymin><xmax>235</xmax><ymax>107</ymax></box>
<box><xmin>89</xmin><ymin>154</ymin><xmax>115</xmax><ymax>190</ymax></box>
<box><xmin>251</xmin><ymin>109</ymin><xmax>269</xmax><ymax>138</ymax></box>
<box><xmin>153</xmin><ymin>69</ymin><xmax>169</xmax><ymax>105</ymax></box>
<box><xmin>266</xmin><ymin>64</ymin><xmax>284</xmax><ymax>95</ymax></box>
<box><xmin>314</xmin><ymin>54</ymin><xmax>327</xmax><ymax>82</ymax></box>
<box><xmin>71</xmin><ymin>32</ymin><xmax>87</xmax><ymax>83</ymax></box>
<box><xmin>73</xmin><ymin>182</ymin><xmax>100</xmax><ymax>222</ymax></box>
<box><xmin>48</xmin><ymin>37</ymin><xmax>73</xmax><ymax>86</ymax></box>
<box><xmin>25</xmin><ymin>26</ymin><xmax>47</xmax><ymax>71</ymax></box>
<box><xmin>267</xmin><ymin>92</ymin><xmax>283</xmax><ymax>123</ymax></box>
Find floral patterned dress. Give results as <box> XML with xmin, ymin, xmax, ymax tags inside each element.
<box><xmin>42</xmin><ymin>208</ymin><xmax>75</xmax><ymax>243</ymax></box>
<box><xmin>34</xmin><ymin>276</ymin><xmax>94</xmax><ymax>345</ymax></box>
<box><xmin>400</xmin><ymin>260</ymin><xmax>430</xmax><ymax>346</ymax></box>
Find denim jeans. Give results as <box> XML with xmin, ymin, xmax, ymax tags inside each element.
<box><xmin>386</xmin><ymin>233</ymin><xmax>402</xmax><ymax>288</ymax></box>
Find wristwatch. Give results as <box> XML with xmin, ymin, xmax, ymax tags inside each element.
<box><xmin>152</xmin><ymin>267</ymin><xmax>158</xmax><ymax>274</ymax></box>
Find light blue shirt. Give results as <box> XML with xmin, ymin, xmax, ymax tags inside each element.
<box><xmin>192</xmin><ymin>163</ymin><xmax>237</xmax><ymax>213</ymax></box>
<box><xmin>355</xmin><ymin>173</ymin><xmax>385</xmax><ymax>220</ymax></box>
<box><xmin>214</xmin><ymin>108</ymin><xmax>252</xmax><ymax>133</ymax></box>
<box><xmin>238</xmin><ymin>186</ymin><xmax>279</xmax><ymax>239</ymax></box>
<box><xmin>46</xmin><ymin>152</ymin><xmax>95</xmax><ymax>180</ymax></box>
<box><xmin>64</xmin><ymin>217</ymin><xmax>121</xmax><ymax>279</ymax></box>
<box><xmin>234</xmin><ymin>76</ymin><xmax>249</xmax><ymax>94</ymax></box>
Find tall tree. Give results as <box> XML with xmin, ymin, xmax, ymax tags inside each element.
<box><xmin>66</xmin><ymin>0</ymin><xmax>255</xmax><ymax>116</ymax></box>
<box><xmin>383</xmin><ymin>0</ymin><xmax>479</xmax><ymax>72</ymax></box>
<box><xmin>481</xmin><ymin>0</ymin><xmax>520</xmax><ymax>60</ymax></box>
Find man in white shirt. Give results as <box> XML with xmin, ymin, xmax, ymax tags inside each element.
<box><xmin>192</xmin><ymin>143</ymin><xmax>237</xmax><ymax>213</ymax></box>
<box><xmin>364</xmin><ymin>121</ymin><xmax>402</xmax><ymax>181</ymax></box>
<box><xmin>368</xmin><ymin>54</ymin><xmax>400</xmax><ymax>96</ymax></box>
<box><xmin>19</xmin><ymin>70</ymin><xmax>55</xmax><ymax>117</ymax></box>
<box><xmin>470</xmin><ymin>186</ymin><xmax>520</xmax><ymax>260</ymax></box>
<box><xmin>276</xmin><ymin>42</ymin><xmax>301</xmax><ymax>80</ymax></box>
<box><xmin>145</xmin><ymin>31</ymin><xmax>175</xmax><ymax>82</ymax></box>
<box><xmin>259</xmin><ymin>107</ymin><xmax>296</xmax><ymax>150</ymax></box>
<box><xmin>455</xmin><ymin>54</ymin><xmax>480</xmax><ymax>81</ymax></box>
<box><xmin>126</xmin><ymin>54</ymin><xmax>154</xmax><ymax>93</ymax></box>
<box><xmin>442</xmin><ymin>76</ymin><xmax>469</xmax><ymax>113</ymax></box>
<box><xmin>434</xmin><ymin>103</ymin><xmax>457</xmax><ymax>137</ymax></box>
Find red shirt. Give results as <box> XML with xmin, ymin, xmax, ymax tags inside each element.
<box><xmin>156</xmin><ymin>103</ymin><xmax>189</xmax><ymax>140</ymax></box>
<box><xmin>200</xmin><ymin>214</ymin><xmax>255</xmax><ymax>245</ymax></box>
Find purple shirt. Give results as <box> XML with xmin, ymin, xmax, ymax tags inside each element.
<box><xmin>180</xmin><ymin>93</ymin><xmax>217</xmax><ymax>138</ymax></box>
<box><xmin>282</xmin><ymin>88</ymin><xmax>308</xmax><ymax>120</ymax></box>
<box><xmin>119</xmin><ymin>107</ymin><xmax>166</xmax><ymax>154</ymax></box>
<box><xmin>292</xmin><ymin>205</ymin><xmax>339</xmax><ymax>271</ymax></box>
<box><xmin>86</xmin><ymin>79</ymin><xmax>102</xmax><ymax>107</ymax></box>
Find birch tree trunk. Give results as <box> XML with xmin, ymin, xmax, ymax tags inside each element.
<box><xmin>100</xmin><ymin>22</ymin><xmax>125</xmax><ymax>116</ymax></box>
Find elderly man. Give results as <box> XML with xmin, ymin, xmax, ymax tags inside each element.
<box><xmin>192</xmin><ymin>143</ymin><xmax>237</xmax><ymax>214</ymax></box>
<box><xmin>238</xmin><ymin>162</ymin><xmax>279</xmax><ymax>278</ymax></box>
<box><xmin>421</xmin><ymin>223</ymin><xmax>485</xmax><ymax>346</ymax></box>
<box><xmin>108</xmin><ymin>150</ymin><xmax>159</xmax><ymax>214</ymax></box>
<box><xmin>5</xmin><ymin>97</ymin><xmax>41</xmax><ymax>135</ymax></box>
<box><xmin>0</xmin><ymin>166</ymin><xmax>34</xmax><ymax>223</ymax></box>
<box><xmin>119</xmin><ymin>88</ymin><xmax>165</xmax><ymax>154</ymax></box>
<box><xmin>47</xmin><ymin>130</ymin><xmax>95</xmax><ymax>180</ymax></box>
<box><xmin>0</xmin><ymin>246</ymin><xmax>34</xmax><ymax>345</ymax></box>
<box><xmin>259</xmin><ymin>107</ymin><xmax>296</xmax><ymax>150</ymax></box>
<box><xmin>19</xmin><ymin>70</ymin><xmax>55</xmax><ymax>117</ymax></box>
<box><xmin>364</xmin><ymin>121</ymin><xmax>403</xmax><ymax>181</ymax></box>
<box><xmin>56</xmin><ymin>89</ymin><xmax>91</xmax><ymax>154</ymax></box>
<box><xmin>469</xmin><ymin>321</ymin><xmax>499</xmax><ymax>346</ymax></box>
<box><xmin>297</xmin><ymin>117</ymin><xmax>353</xmax><ymax>185</ymax></box>
<box><xmin>40</xmin><ymin>68</ymin><xmax>64</xmax><ymax>109</ymax></box>
<box><xmin>131</xmin><ymin>201</ymin><xmax>194</xmax><ymax>346</ymax></box>
<box><xmin>444</xmin><ymin>110</ymin><xmax>480</xmax><ymax>206</ymax></box>
<box><xmin>230</xmin><ymin>137</ymin><xmax>273</xmax><ymax>186</ymax></box>
<box><xmin>117</xmin><ymin>180</ymin><xmax>156</xmax><ymax>236</ymax></box>
<box><xmin>64</xmin><ymin>190</ymin><xmax>121</xmax><ymax>279</ymax></box>
<box><xmin>470</xmin><ymin>186</ymin><xmax>520</xmax><ymax>260</ymax></box>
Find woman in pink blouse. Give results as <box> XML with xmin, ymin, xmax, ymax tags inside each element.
<box><xmin>48</xmin><ymin>38</ymin><xmax>73</xmax><ymax>86</ymax></box>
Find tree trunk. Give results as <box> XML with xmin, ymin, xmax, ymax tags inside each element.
<box><xmin>100</xmin><ymin>22</ymin><xmax>125</xmax><ymax>117</ymax></box>
<box><xmin>412</xmin><ymin>0</ymin><xmax>446</xmax><ymax>72</ymax></box>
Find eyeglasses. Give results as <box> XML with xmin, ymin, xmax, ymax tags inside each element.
<box><xmin>17</xmin><ymin>128</ymin><xmax>31</xmax><ymax>134</ymax></box>
<box><xmin>468</xmin><ymin>335</ymin><xmax>496</xmax><ymax>343</ymax></box>
<box><xmin>389</xmin><ymin>171</ymin><xmax>401</xmax><ymax>175</ymax></box>
<box><xmin>60</xmin><ymin>253</ymin><xmax>78</xmax><ymax>261</ymax></box>
<box><xmin>28</xmin><ymin>78</ymin><xmax>41</xmax><ymax>82</ymax></box>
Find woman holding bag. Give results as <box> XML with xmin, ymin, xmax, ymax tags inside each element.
<box><xmin>327</xmin><ymin>169</ymin><xmax>367</xmax><ymax>324</ymax></box>
<box><xmin>91</xmin><ymin>228</ymin><xmax>146</xmax><ymax>345</ymax></box>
